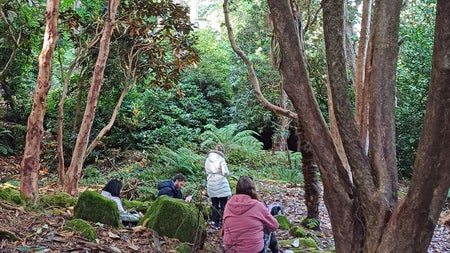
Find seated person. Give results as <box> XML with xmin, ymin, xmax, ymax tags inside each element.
<box><xmin>101</xmin><ymin>179</ymin><xmax>141</xmax><ymax>225</ymax></box>
<box><xmin>157</xmin><ymin>173</ymin><xmax>192</xmax><ymax>202</ymax></box>
<box><xmin>223</xmin><ymin>176</ymin><xmax>279</xmax><ymax>253</ymax></box>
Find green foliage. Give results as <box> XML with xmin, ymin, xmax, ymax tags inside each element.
<box><xmin>0</xmin><ymin>126</ymin><xmax>13</xmax><ymax>155</ymax></box>
<box><xmin>200</xmin><ymin>123</ymin><xmax>263</xmax><ymax>165</ymax></box>
<box><xmin>63</xmin><ymin>219</ymin><xmax>96</xmax><ymax>241</ymax></box>
<box><xmin>154</xmin><ymin>146</ymin><xmax>204</xmax><ymax>177</ymax></box>
<box><xmin>396</xmin><ymin>0</ymin><xmax>435</xmax><ymax>178</ymax></box>
<box><xmin>301</xmin><ymin>217</ymin><xmax>321</xmax><ymax>231</ymax></box>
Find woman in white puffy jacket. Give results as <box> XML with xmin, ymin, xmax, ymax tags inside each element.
<box><xmin>205</xmin><ymin>144</ymin><xmax>232</xmax><ymax>230</ymax></box>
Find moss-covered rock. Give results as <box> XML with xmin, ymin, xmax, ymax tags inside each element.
<box><xmin>300</xmin><ymin>237</ymin><xmax>318</xmax><ymax>248</ymax></box>
<box><xmin>275</xmin><ymin>214</ymin><xmax>290</xmax><ymax>230</ymax></box>
<box><xmin>74</xmin><ymin>190</ymin><xmax>121</xmax><ymax>227</ymax></box>
<box><xmin>122</xmin><ymin>199</ymin><xmax>151</xmax><ymax>213</ymax></box>
<box><xmin>64</xmin><ymin>218</ymin><xmax>96</xmax><ymax>241</ymax></box>
<box><xmin>140</xmin><ymin>195</ymin><xmax>206</xmax><ymax>244</ymax></box>
<box><xmin>289</xmin><ymin>226</ymin><xmax>307</xmax><ymax>238</ymax></box>
<box><xmin>229</xmin><ymin>179</ymin><xmax>237</xmax><ymax>195</ymax></box>
<box><xmin>0</xmin><ymin>187</ymin><xmax>25</xmax><ymax>205</ymax></box>
<box><xmin>40</xmin><ymin>192</ymin><xmax>77</xmax><ymax>208</ymax></box>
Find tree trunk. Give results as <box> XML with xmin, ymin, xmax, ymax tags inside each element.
<box><xmin>272</xmin><ymin>89</ymin><xmax>290</xmax><ymax>151</ymax></box>
<box><xmin>296</xmin><ymin>120</ymin><xmax>320</xmax><ymax>229</ymax></box>
<box><xmin>84</xmin><ymin>82</ymin><xmax>132</xmax><ymax>159</ymax></box>
<box><xmin>20</xmin><ymin>0</ymin><xmax>60</xmax><ymax>201</ymax></box>
<box><xmin>378</xmin><ymin>1</ymin><xmax>450</xmax><ymax>251</ymax></box>
<box><xmin>354</xmin><ymin>0</ymin><xmax>372</xmax><ymax>154</ymax></box>
<box><xmin>63</xmin><ymin>0</ymin><xmax>121</xmax><ymax>196</ymax></box>
<box><xmin>267</xmin><ymin>1</ymin><xmax>360</xmax><ymax>252</ymax></box>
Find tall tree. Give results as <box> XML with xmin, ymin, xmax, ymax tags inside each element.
<box><xmin>20</xmin><ymin>0</ymin><xmax>60</xmax><ymax>201</ymax></box>
<box><xmin>63</xmin><ymin>0</ymin><xmax>120</xmax><ymax>196</ymax></box>
<box><xmin>267</xmin><ymin>0</ymin><xmax>450</xmax><ymax>252</ymax></box>
<box><xmin>223</xmin><ymin>0</ymin><xmax>321</xmax><ymax>229</ymax></box>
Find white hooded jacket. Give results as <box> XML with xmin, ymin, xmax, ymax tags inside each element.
<box><xmin>205</xmin><ymin>150</ymin><xmax>232</xmax><ymax>198</ymax></box>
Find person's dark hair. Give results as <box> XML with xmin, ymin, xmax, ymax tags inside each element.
<box><xmin>236</xmin><ymin>176</ymin><xmax>259</xmax><ymax>200</ymax></box>
<box><xmin>102</xmin><ymin>179</ymin><xmax>123</xmax><ymax>197</ymax></box>
<box><xmin>173</xmin><ymin>173</ymin><xmax>186</xmax><ymax>182</ymax></box>
<box><xmin>215</xmin><ymin>143</ymin><xmax>225</xmax><ymax>153</ymax></box>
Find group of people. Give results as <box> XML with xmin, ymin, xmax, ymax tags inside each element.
<box><xmin>101</xmin><ymin>143</ymin><xmax>279</xmax><ymax>253</ymax></box>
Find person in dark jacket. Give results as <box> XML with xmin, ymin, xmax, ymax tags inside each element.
<box><xmin>157</xmin><ymin>173</ymin><xmax>192</xmax><ymax>202</ymax></box>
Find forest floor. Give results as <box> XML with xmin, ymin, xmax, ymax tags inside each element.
<box><xmin>0</xmin><ymin>156</ymin><xmax>449</xmax><ymax>253</ymax></box>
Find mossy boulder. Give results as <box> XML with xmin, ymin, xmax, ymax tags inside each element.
<box><xmin>275</xmin><ymin>214</ymin><xmax>290</xmax><ymax>230</ymax></box>
<box><xmin>74</xmin><ymin>190</ymin><xmax>121</xmax><ymax>227</ymax></box>
<box><xmin>64</xmin><ymin>218</ymin><xmax>96</xmax><ymax>241</ymax></box>
<box><xmin>289</xmin><ymin>226</ymin><xmax>307</xmax><ymax>238</ymax></box>
<box><xmin>140</xmin><ymin>195</ymin><xmax>206</xmax><ymax>244</ymax></box>
<box><xmin>0</xmin><ymin>187</ymin><xmax>25</xmax><ymax>205</ymax></box>
<box><xmin>40</xmin><ymin>192</ymin><xmax>77</xmax><ymax>208</ymax></box>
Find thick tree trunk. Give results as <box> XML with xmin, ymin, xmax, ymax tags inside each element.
<box><xmin>378</xmin><ymin>1</ymin><xmax>450</xmax><ymax>251</ymax></box>
<box><xmin>20</xmin><ymin>0</ymin><xmax>60</xmax><ymax>201</ymax></box>
<box><xmin>267</xmin><ymin>1</ymin><xmax>360</xmax><ymax>252</ymax></box>
<box><xmin>63</xmin><ymin>0</ymin><xmax>120</xmax><ymax>196</ymax></box>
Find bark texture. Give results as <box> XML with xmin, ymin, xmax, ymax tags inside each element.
<box><xmin>266</xmin><ymin>1</ymin><xmax>358</xmax><ymax>252</ymax></box>
<box><xmin>20</xmin><ymin>0</ymin><xmax>60</xmax><ymax>201</ymax></box>
<box><xmin>63</xmin><ymin>0</ymin><xmax>120</xmax><ymax>196</ymax></box>
<box><xmin>378</xmin><ymin>1</ymin><xmax>450</xmax><ymax>251</ymax></box>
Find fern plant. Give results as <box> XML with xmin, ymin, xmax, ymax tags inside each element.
<box><xmin>0</xmin><ymin>127</ymin><xmax>13</xmax><ymax>155</ymax></box>
<box><xmin>200</xmin><ymin>124</ymin><xmax>263</xmax><ymax>165</ymax></box>
<box><xmin>156</xmin><ymin>146</ymin><xmax>204</xmax><ymax>176</ymax></box>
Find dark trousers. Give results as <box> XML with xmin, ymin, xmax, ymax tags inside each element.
<box><xmin>211</xmin><ymin>197</ymin><xmax>228</xmax><ymax>224</ymax></box>
<box><xmin>258</xmin><ymin>232</ymin><xmax>278</xmax><ymax>253</ymax></box>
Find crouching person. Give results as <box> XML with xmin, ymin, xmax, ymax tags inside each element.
<box><xmin>223</xmin><ymin>176</ymin><xmax>279</xmax><ymax>253</ymax></box>
<box><xmin>101</xmin><ymin>179</ymin><xmax>141</xmax><ymax>226</ymax></box>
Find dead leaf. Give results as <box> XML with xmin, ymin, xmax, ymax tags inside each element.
<box><xmin>108</xmin><ymin>231</ymin><xmax>121</xmax><ymax>239</ymax></box>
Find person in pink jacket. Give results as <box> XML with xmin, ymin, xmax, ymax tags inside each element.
<box><xmin>223</xmin><ymin>176</ymin><xmax>279</xmax><ymax>253</ymax></box>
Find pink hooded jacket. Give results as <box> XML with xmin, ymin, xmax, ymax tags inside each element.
<box><xmin>223</xmin><ymin>194</ymin><xmax>279</xmax><ymax>253</ymax></box>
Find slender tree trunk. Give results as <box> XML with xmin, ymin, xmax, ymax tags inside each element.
<box><xmin>63</xmin><ymin>0</ymin><xmax>121</xmax><ymax>196</ymax></box>
<box><xmin>272</xmin><ymin>89</ymin><xmax>290</xmax><ymax>151</ymax></box>
<box><xmin>84</xmin><ymin>82</ymin><xmax>132</xmax><ymax>159</ymax></box>
<box><xmin>355</xmin><ymin>0</ymin><xmax>372</xmax><ymax>153</ymax></box>
<box><xmin>56</xmin><ymin>53</ymin><xmax>80</xmax><ymax>184</ymax></box>
<box><xmin>296</xmin><ymin>120</ymin><xmax>320</xmax><ymax>229</ymax></box>
<box><xmin>20</xmin><ymin>0</ymin><xmax>60</xmax><ymax>201</ymax></box>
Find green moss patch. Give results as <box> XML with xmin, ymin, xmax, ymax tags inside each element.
<box><xmin>300</xmin><ymin>237</ymin><xmax>318</xmax><ymax>248</ymax></box>
<box><xmin>122</xmin><ymin>199</ymin><xmax>151</xmax><ymax>213</ymax></box>
<box><xmin>140</xmin><ymin>195</ymin><xmax>206</xmax><ymax>244</ymax></box>
<box><xmin>275</xmin><ymin>214</ymin><xmax>290</xmax><ymax>230</ymax></box>
<box><xmin>0</xmin><ymin>187</ymin><xmax>25</xmax><ymax>205</ymax></box>
<box><xmin>40</xmin><ymin>192</ymin><xmax>77</xmax><ymax>208</ymax></box>
<box><xmin>74</xmin><ymin>190</ymin><xmax>121</xmax><ymax>227</ymax></box>
<box><xmin>175</xmin><ymin>243</ymin><xmax>191</xmax><ymax>253</ymax></box>
<box><xmin>289</xmin><ymin>226</ymin><xmax>307</xmax><ymax>238</ymax></box>
<box><xmin>64</xmin><ymin>219</ymin><xmax>96</xmax><ymax>241</ymax></box>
